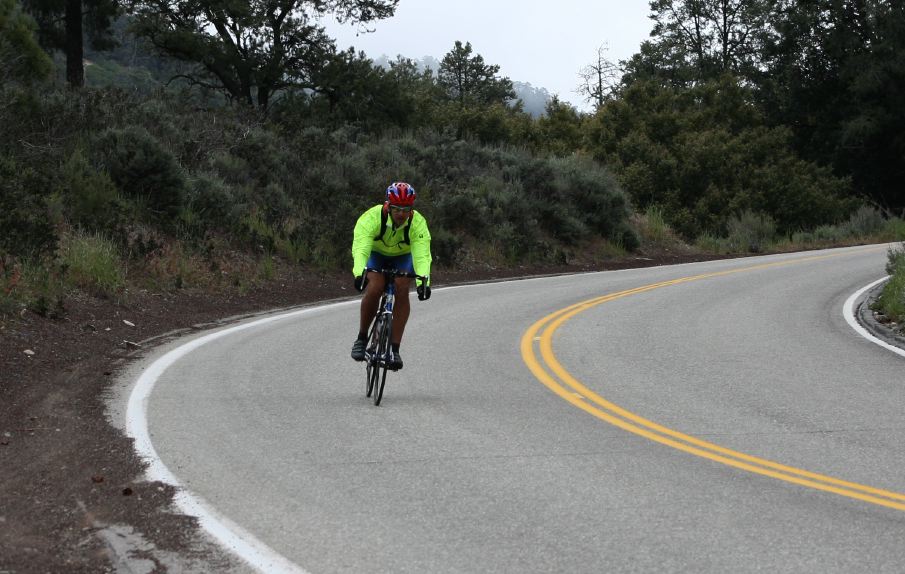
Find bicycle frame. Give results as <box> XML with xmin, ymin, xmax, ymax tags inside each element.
<box><xmin>365</xmin><ymin>286</ymin><xmax>394</xmax><ymax>366</ymax></box>
<box><xmin>362</xmin><ymin>267</ymin><xmax>426</xmax><ymax>405</ymax></box>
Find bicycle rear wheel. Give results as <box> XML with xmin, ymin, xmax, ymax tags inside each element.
<box><xmin>373</xmin><ymin>315</ymin><xmax>392</xmax><ymax>406</ymax></box>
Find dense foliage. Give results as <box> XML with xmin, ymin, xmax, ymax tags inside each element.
<box><xmin>619</xmin><ymin>0</ymin><xmax>905</xmax><ymax>219</ymax></box>
<box><xmin>4</xmin><ymin>0</ymin><xmax>905</xmax><ymax>313</ymax></box>
<box><xmin>586</xmin><ymin>75</ymin><xmax>856</xmax><ymax>237</ymax></box>
<box><xmin>0</xmin><ymin>87</ymin><xmax>635</xmax><ymax>273</ymax></box>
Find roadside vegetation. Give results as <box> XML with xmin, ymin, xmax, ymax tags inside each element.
<box><xmin>2</xmin><ymin>0</ymin><xmax>905</xmax><ymax>323</ymax></box>
<box><xmin>874</xmin><ymin>246</ymin><xmax>905</xmax><ymax>329</ymax></box>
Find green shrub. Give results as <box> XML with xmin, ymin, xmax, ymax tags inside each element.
<box><xmin>879</xmin><ymin>217</ymin><xmax>905</xmax><ymax>242</ymax></box>
<box><xmin>638</xmin><ymin>206</ymin><xmax>671</xmax><ymax>243</ymax></box>
<box><xmin>273</xmin><ymin>234</ymin><xmax>307</xmax><ymax>265</ymax></box>
<box><xmin>141</xmin><ymin>240</ymin><xmax>215</xmax><ymax>290</ymax></box>
<box><xmin>695</xmin><ymin>234</ymin><xmax>730</xmax><ymax>254</ymax></box>
<box><xmin>844</xmin><ymin>205</ymin><xmax>885</xmax><ymax>237</ymax></box>
<box><xmin>876</xmin><ymin>245</ymin><xmax>905</xmax><ymax>324</ymax></box>
<box><xmin>726</xmin><ymin>211</ymin><xmax>776</xmax><ymax>253</ymax></box>
<box><xmin>790</xmin><ymin>230</ymin><xmax>815</xmax><ymax>245</ymax></box>
<box><xmin>0</xmin><ymin>258</ymin><xmax>66</xmax><ymax>318</ymax></box>
<box><xmin>0</xmin><ymin>156</ymin><xmax>57</xmax><ymax>257</ymax></box>
<box><xmin>59</xmin><ymin>231</ymin><xmax>127</xmax><ymax>297</ymax></box>
<box><xmin>59</xmin><ymin>148</ymin><xmax>124</xmax><ymax>232</ymax></box>
<box><xmin>616</xmin><ymin>224</ymin><xmax>641</xmax><ymax>252</ymax></box>
<box><xmin>813</xmin><ymin>224</ymin><xmax>845</xmax><ymax>243</ymax></box>
<box><xmin>886</xmin><ymin>245</ymin><xmax>905</xmax><ymax>276</ymax></box>
<box><xmin>259</xmin><ymin>182</ymin><xmax>292</xmax><ymax>225</ymax></box>
<box><xmin>231</xmin><ymin>125</ymin><xmax>298</xmax><ymax>188</ymax></box>
<box><xmin>430</xmin><ymin>226</ymin><xmax>463</xmax><ymax>267</ymax></box>
<box><xmin>540</xmin><ymin>205</ymin><xmax>590</xmax><ymax>243</ymax></box>
<box><xmin>185</xmin><ymin>174</ymin><xmax>235</xmax><ymax>227</ymax></box>
<box><xmin>94</xmin><ymin>126</ymin><xmax>186</xmax><ymax>220</ymax></box>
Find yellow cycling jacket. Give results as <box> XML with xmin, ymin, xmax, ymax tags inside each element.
<box><xmin>351</xmin><ymin>204</ymin><xmax>432</xmax><ymax>284</ymax></box>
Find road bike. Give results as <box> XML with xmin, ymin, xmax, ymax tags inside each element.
<box><xmin>364</xmin><ymin>267</ymin><xmax>426</xmax><ymax>406</ymax></box>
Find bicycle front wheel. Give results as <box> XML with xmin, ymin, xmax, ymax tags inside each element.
<box><xmin>366</xmin><ymin>360</ymin><xmax>376</xmax><ymax>397</ymax></box>
<box><xmin>373</xmin><ymin>315</ymin><xmax>392</xmax><ymax>406</ymax></box>
<box><xmin>365</xmin><ymin>320</ymin><xmax>380</xmax><ymax>398</ymax></box>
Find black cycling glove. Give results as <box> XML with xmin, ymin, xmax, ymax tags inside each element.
<box><xmin>354</xmin><ymin>275</ymin><xmax>368</xmax><ymax>292</ymax></box>
<box><xmin>416</xmin><ymin>280</ymin><xmax>431</xmax><ymax>301</ymax></box>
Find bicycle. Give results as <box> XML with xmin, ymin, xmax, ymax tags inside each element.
<box><xmin>363</xmin><ymin>267</ymin><xmax>427</xmax><ymax>406</ymax></box>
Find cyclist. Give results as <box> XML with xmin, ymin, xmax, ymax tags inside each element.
<box><xmin>350</xmin><ymin>182</ymin><xmax>432</xmax><ymax>369</ymax></box>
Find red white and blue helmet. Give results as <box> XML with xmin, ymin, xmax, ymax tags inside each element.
<box><xmin>385</xmin><ymin>182</ymin><xmax>416</xmax><ymax>206</ymax></box>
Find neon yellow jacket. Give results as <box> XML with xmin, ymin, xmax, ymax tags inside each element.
<box><xmin>352</xmin><ymin>204</ymin><xmax>432</xmax><ymax>285</ymax></box>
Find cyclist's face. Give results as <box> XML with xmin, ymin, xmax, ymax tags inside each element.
<box><xmin>389</xmin><ymin>204</ymin><xmax>411</xmax><ymax>225</ymax></box>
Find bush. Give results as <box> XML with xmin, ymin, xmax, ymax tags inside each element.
<box><xmin>0</xmin><ymin>156</ymin><xmax>57</xmax><ymax>257</ymax></box>
<box><xmin>230</xmin><ymin>125</ymin><xmax>296</xmax><ymax>188</ymax></box>
<box><xmin>813</xmin><ymin>224</ymin><xmax>845</xmax><ymax>243</ymax></box>
<box><xmin>185</xmin><ymin>174</ymin><xmax>236</xmax><ymax>228</ymax></box>
<box><xmin>726</xmin><ymin>211</ymin><xmax>776</xmax><ymax>253</ymax></box>
<box><xmin>637</xmin><ymin>206</ymin><xmax>671</xmax><ymax>244</ymax></box>
<box><xmin>0</xmin><ymin>258</ymin><xmax>66</xmax><ymax>318</ymax></box>
<box><xmin>876</xmin><ymin>245</ymin><xmax>905</xmax><ymax>325</ymax></box>
<box><xmin>879</xmin><ymin>217</ymin><xmax>905</xmax><ymax>242</ymax></box>
<box><xmin>141</xmin><ymin>239</ymin><xmax>213</xmax><ymax>290</ymax></box>
<box><xmin>59</xmin><ymin>231</ymin><xmax>127</xmax><ymax>297</ymax></box>
<box><xmin>886</xmin><ymin>245</ymin><xmax>905</xmax><ymax>276</ymax></box>
<box><xmin>790</xmin><ymin>230</ymin><xmax>815</xmax><ymax>245</ymax></box>
<box><xmin>94</xmin><ymin>126</ymin><xmax>186</xmax><ymax>220</ymax></box>
<box><xmin>430</xmin><ymin>226</ymin><xmax>463</xmax><ymax>267</ymax></box>
<box><xmin>844</xmin><ymin>205</ymin><xmax>885</xmax><ymax>237</ymax></box>
<box><xmin>59</xmin><ymin>147</ymin><xmax>124</xmax><ymax>232</ymax></box>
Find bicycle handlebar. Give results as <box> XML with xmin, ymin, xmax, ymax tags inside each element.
<box><xmin>364</xmin><ymin>267</ymin><xmax>427</xmax><ymax>282</ymax></box>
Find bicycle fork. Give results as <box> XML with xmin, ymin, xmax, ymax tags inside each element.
<box><xmin>367</xmin><ymin>285</ymin><xmax>396</xmax><ymax>365</ymax></box>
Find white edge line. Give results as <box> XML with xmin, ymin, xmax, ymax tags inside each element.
<box><xmin>844</xmin><ymin>276</ymin><xmax>905</xmax><ymax>359</ymax></box>
<box><xmin>125</xmin><ymin>300</ymin><xmax>355</xmax><ymax>574</ymax></box>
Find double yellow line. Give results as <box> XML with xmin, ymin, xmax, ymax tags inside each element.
<box><xmin>520</xmin><ymin>249</ymin><xmax>905</xmax><ymax>511</ymax></box>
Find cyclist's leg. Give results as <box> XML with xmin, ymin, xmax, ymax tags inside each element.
<box><xmin>388</xmin><ymin>253</ymin><xmax>415</xmax><ymax>346</ymax></box>
<box><xmin>392</xmin><ymin>276</ymin><xmax>411</xmax><ymax>345</ymax></box>
<box><xmin>359</xmin><ymin>269</ymin><xmax>385</xmax><ymax>335</ymax></box>
<box><xmin>353</xmin><ymin>264</ymin><xmax>385</xmax><ymax>361</ymax></box>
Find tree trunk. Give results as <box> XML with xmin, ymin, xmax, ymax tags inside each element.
<box><xmin>65</xmin><ymin>0</ymin><xmax>83</xmax><ymax>88</ymax></box>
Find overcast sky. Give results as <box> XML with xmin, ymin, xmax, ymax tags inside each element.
<box><xmin>321</xmin><ymin>1</ymin><xmax>654</xmax><ymax>111</ymax></box>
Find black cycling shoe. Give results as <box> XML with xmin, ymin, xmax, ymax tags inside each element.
<box><xmin>389</xmin><ymin>351</ymin><xmax>403</xmax><ymax>370</ymax></box>
<box><xmin>351</xmin><ymin>339</ymin><xmax>366</xmax><ymax>361</ymax></box>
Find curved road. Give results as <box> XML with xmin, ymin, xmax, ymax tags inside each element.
<box><xmin>137</xmin><ymin>245</ymin><xmax>905</xmax><ymax>573</ymax></box>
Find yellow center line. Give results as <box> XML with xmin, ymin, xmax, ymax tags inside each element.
<box><xmin>520</xmin><ymin>247</ymin><xmax>905</xmax><ymax>511</ymax></box>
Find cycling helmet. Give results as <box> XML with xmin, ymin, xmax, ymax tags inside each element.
<box><xmin>385</xmin><ymin>182</ymin><xmax>416</xmax><ymax>206</ymax></box>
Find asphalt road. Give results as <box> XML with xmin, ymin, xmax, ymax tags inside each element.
<box><xmin>141</xmin><ymin>245</ymin><xmax>905</xmax><ymax>573</ymax></box>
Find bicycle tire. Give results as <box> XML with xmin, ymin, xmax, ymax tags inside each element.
<box><xmin>365</xmin><ymin>360</ymin><xmax>376</xmax><ymax>397</ymax></box>
<box><xmin>365</xmin><ymin>321</ymin><xmax>380</xmax><ymax>397</ymax></box>
<box><xmin>373</xmin><ymin>316</ymin><xmax>392</xmax><ymax>406</ymax></box>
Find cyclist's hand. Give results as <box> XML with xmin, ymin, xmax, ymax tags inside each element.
<box><xmin>417</xmin><ymin>280</ymin><xmax>431</xmax><ymax>301</ymax></box>
<box><xmin>354</xmin><ymin>275</ymin><xmax>368</xmax><ymax>292</ymax></box>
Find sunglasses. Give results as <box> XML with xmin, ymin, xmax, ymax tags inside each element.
<box><xmin>389</xmin><ymin>205</ymin><xmax>413</xmax><ymax>213</ymax></box>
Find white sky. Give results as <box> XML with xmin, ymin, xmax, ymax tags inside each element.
<box><xmin>321</xmin><ymin>1</ymin><xmax>653</xmax><ymax>111</ymax></box>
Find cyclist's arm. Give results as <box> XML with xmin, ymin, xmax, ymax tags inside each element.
<box><xmin>410</xmin><ymin>212</ymin><xmax>432</xmax><ymax>286</ymax></box>
<box><xmin>351</xmin><ymin>206</ymin><xmax>381</xmax><ymax>277</ymax></box>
